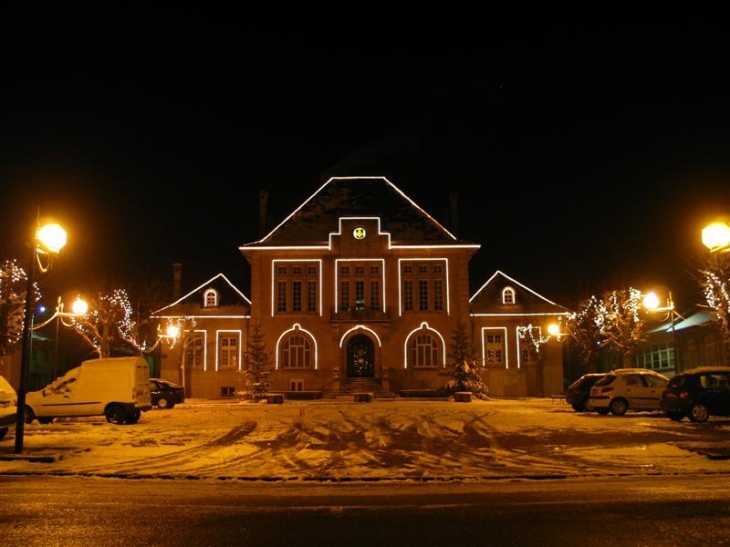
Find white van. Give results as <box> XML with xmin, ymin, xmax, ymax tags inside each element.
<box><xmin>24</xmin><ymin>356</ymin><xmax>152</xmax><ymax>425</ymax></box>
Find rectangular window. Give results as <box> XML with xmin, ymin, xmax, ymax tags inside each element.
<box><xmin>485</xmin><ymin>332</ymin><xmax>504</xmax><ymax>365</ymax></box>
<box><xmin>355</xmin><ymin>280</ymin><xmax>365</xmax><ymax>310</ymax></box>
<box><xmin>418</xmin><ymin>280</ymin><xmax>428</xmax><ymax>311</ymax></box>
<box><xmin>292</xmin><ymin>280</ymin><xmax>302</xmax><ymax>312</ymax></box>
<box><xmin>337</xmin><ymin>260</ymin><xmax>384</xmax><ymax>315</ymax></box>
<box><xmin>307</xmin><ymin>280</ymin><xmax>317</xmax><ymax>312</ymax></box>
<box><xmin>433</xmin><ymin>280</ymin><xmax>443</xmax><ymax>311</ymax></box>
<box><xmin>273</xmin><ymin>261</ymin><xmax>319</xmax><ymax>315</ymax></box>
<box><xmin>403</xmin><ymin>280</ymin><xmax>413</xmax><ymax>311</ymax></box>
<box><xmin>218</xmin><ymin>333</ymin><xmax>239</xmax><ymax>369</ymax></box>
<box><xmin>185</xmin><ymin>336</ymin><xmax>203</xmax><ymax>368</ymax></box>
<box><xmin>340</xmin><ymin>281</ymin><xmax>350</xmax><ymax>311</ymax></box>
<box><xmin>400</xmin><ymin>260</ymin><xmax>447</xmax><ymax>314</ymax></box>
<box><xmin>370</xmin><ymin>280</ymin><xmax>380</xmax><ymax>309</ymax></box>
<box><xmin>277</xmin><ymin>281</ymin><xmax>287</xmax><ymax>312</ymax></box>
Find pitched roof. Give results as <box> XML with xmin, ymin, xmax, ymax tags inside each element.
<box><xmin>241</xmin><ymin>176</ymin><xmax>478</xmax><ymax>247</ymax></box>
<box><xmin>470</xmin><ymin>270</ymin><xmax>570</xmax><ymax>316</ymax></box>
<box><xmin>151</xmin><ymin>273</ymin><xmax>250</xmax><ymax>316</ymax></box>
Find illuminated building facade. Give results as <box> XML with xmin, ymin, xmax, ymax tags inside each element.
<box><xmin>153</xmin><ymin>176</ymin><xmax>569</xmax><ymax>398</ymax></box>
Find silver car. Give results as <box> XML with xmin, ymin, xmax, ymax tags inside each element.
<box><xmin>587</xmin><ymin>368</ymin><xmax>669</xmax><ymax>416</ymax></box>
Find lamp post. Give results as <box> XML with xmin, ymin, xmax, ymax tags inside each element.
<box><xmin>643</xmin><ymin>291</ymin><xmax>681</xmax><ymax>375</ymax></box>
<box><xmin>14</xmin><ymin>222</ymin><xmax>67</xmax><ymax>454</ymax></box>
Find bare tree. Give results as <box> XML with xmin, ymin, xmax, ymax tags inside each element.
<box><xmin>559</xmin><ymin>295</ymin><xmax>605</xmax><ymax>373</ymax></box>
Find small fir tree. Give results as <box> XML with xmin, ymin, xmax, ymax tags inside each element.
<box><xmin>240</xmin><ymin>323</ymin><xmax>273</xmax><ymax>401</ymax></box>
<box><xmin>441</xmin><ymin>323</ymin><xmax>490</xmax><ymax>400</ymax></box>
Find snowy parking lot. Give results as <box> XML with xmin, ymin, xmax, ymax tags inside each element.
<box><xmin>1</xmin><ymin>397</ymin><xmax>728</xmax><ymax>481</ymax></box>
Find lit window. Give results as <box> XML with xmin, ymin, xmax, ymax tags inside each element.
<box><xmin>204</xmin><ymin>289</ymin><xmax>218</xmax><ymax>308</ymax></box>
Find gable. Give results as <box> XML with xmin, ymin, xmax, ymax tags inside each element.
<box><xmin>152</xmin><ymin>273</ymin><xmax>250</xmax><ymax>316</ymax></box>
<box><xmin>470</xmin><ymin>270</ymin><xmax>570</xmax><ymax>315</ymax></box>
<box><xmin>242</xmin><ymin>176</ymin><xmax>474</xmax><ymax>247</ymax></box>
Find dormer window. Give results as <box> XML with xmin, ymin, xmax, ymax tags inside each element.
<box><xmin>204</xmin><ymin>289</ymin><xmax>218</xmax><ymax>308</ymax></box>
<box><xmin>502</xmin><ymin>287</ymin><xmax>515</xmax><ymax>305</ymax></box>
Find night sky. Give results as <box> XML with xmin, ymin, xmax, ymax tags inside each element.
<box><xmin>2</xmin><ymin>20</ymin><xmax>729</xmax><ymax>310</ymax></box>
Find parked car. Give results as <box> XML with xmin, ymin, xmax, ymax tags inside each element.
<box><xmin>0</xmin><ymin>375</ymin><xmax>17</xmax><ymax>441</ymax></box>
<box><xmin>150</xmin><ymin>378</ymin><xmax>185</xmax><ymax>409</ymax></box>
<box><xmin>660</xmin><ymin>366</ymin><xmax>730</xmax><ymax>422</ymax></box>
<box><xmin>564</xmin><ymin>373</ymin><xmax>607</xmax><ymax>412</ymax></box>
<box><xmin>587</xmin><ymin>368</ymin><xmax>670</xmax><ymax>416</ymax></box>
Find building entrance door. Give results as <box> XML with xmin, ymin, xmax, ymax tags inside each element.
<box><xmin>347</xmin><ymin>335</ymin><xmax>374</xmax><ymax>378</ymax></box>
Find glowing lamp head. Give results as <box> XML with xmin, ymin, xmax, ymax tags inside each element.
<box><xmin>71</xmin><ymin>297</ymin><xmax>88</xmax><ymax>316</ymax></box>
<box><xmin>643</xmin><ymin>292</ymin><xmax>660</xmax><ymax>310</ymax></box>
<box><xmin>702</xmin><ymin>222</ymin><xmax>730</xmax><ymax>252</ymax></box>
<box><xmin>166</xmin><ymin>325</ymin><xmax>180</xmax><ymax>338</ymax></box>
<box><xmin>35</xmin><ymin>223</ymin><xmax>67</xmax><ymax>254</ymax></box>
<box><xmin>547</xmin><ymin>323</ymin><xmax>561</xmax><ymax>337</ymax></box>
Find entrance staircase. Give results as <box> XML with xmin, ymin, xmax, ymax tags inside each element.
<box><xmin>328</xmin><ymin>377</ymin><xmax>397</xmax><ymax>400</ymax></box>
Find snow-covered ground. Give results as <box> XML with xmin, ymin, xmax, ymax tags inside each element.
<box><xmin>1</xmin><ymin>397</ymin><xmax>728</xmax><ymax>481</ymax></box>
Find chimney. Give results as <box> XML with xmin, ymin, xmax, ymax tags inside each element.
<box><xmin>449</xmin><ymin>191</ymin><xmax>459</xmax><ymax>236</ymax></box>
<box><xmin>173</xmin><ymin>263</ymin><xmax>182</xmax><ymax>300</ymax></box>
<box><xmin>259</xmin><ymin>190</ymin><xmax>269</xmax><ymax>238</ymax></box>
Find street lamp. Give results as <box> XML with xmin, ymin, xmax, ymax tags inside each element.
<box><xmin>702</xmin><ymin>222</ymin><xmax>730</xmax><ymax>252</ymax></box>
<box><xmin>14</xmin><ymin>222</ymin><xmax>67</xmax><ymax>454</ymax></box>
<box><xmin>643</xmin><ymin>291</ymin><xmax>681</xmax><ymax>375</ymax></box>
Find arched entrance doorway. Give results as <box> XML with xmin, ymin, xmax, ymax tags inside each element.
<box><xmin>346</xmin><ymin>334</ymin><xmax>375</xmax><ymax>378</ymax></box>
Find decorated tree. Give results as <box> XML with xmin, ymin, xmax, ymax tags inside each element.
<box><xmin>239</xmin><ymin>322</ymin><xmax>273</xmax><ymax>401</ymax></box>
<box><xmin>0</xmin><ymin>259</ymin><xmax>39</xmax><ymax>371</ymax></box>
<box><xmin>440</xmin><ymin>323</ymin><xmax>490</xmax><ymax>400</ymax></box>
<box><xmin>696</xmin><ymin>251</ymin><xmax>730</xmax><ymax>361</ymax></box>
<box><xmin>555</xmin><ymin>287</ymin><xmax>648</xmax><ymax>371</ymax></box>
<box><xmin>72</xmin><ymin>288</ymin><xmax>142</xmax><ymax>357</ymax></box>
<box><xmin>598</xmin><ymin>287</ymin><xmax>647</xmax><ymax>367</ymax></box>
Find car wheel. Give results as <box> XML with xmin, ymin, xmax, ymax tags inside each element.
<box><xmin>23</xmin><ymin>406</ymin><xmax>35</xmax><ymax>424</ymax></box>
<box><xmin>125</xmin><ymin>410</ymin><xmax>141</xmax><ymax>424</ymax></box>
<box><xmin>38</xmin><ymin>417</ymin><xmax>54</xmax><ymax>425</ymax></box>
<box><xmin>157</xmin><ymin>397</ymin><xmax>170</xmax><ymax>409</ymax></box>
<box><xmin>667</xmin><ymin>412</ymin><xmax>684</xmax><ymax>422</ymax></box>
<box><xmin>105</xmin><ymin>404</ymin><xmax>127</xmax><ymax>425</ymax></box>
<box><xmin>688</xmin><ymin>402</ymin><xmax>710</xmax><ymax>423</ymax></box>
<box><xmin>596</xmin><ymin>408</ymin><xmax>610</xmax><ymax>415</ymax></box>
<box><xmin>609</xmin><ymin>398</ymin><xmax>629</xmax><ymax>416</ymax></box>
<box><xmin>166</xmin><ymin>403</ymin><xmax>175</xmax><ymax>409</ymax></box>
<box><xmin>0</xmin><ymin>427</ymin><xmax>7</xmax><ymax>441</ymax></box>
<box><xmin>571</xmin><ymin>402</ymin><xmax>585</xmax><ymax>412</ymax></box>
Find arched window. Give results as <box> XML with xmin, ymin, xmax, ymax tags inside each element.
<box><xmin>502</xmin><ymin>287</ymin><xmax>515</xmax><ymax>305</ymax></box>
<box><xmin>408</xmin><ymin>332</ymin><xmax>440</xmax><ymax>368</ymax></box>
<box><xmin>281</xmin><ymin>333</ymin><xmax>312</xmax><ymax>369</ymax></box>
<box><xmin>204</xmin><ymin>289</ymin><xmax>218</xmax><ymax>308</ymax></box>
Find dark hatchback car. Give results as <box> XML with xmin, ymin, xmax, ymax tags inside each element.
<box><xmin>564</xmin><ymin>373</ymin><xmax>606</xmax><ymax>412</ymax></box>
<box><xmin>149</xmin><ymin>378</ymin><xmax>186</xmax><ymax>409</ymax></box>
<box><xmin>661</xmin><ymin>366</ymin><xmax>730</xmax><ymax>422</ymax></box>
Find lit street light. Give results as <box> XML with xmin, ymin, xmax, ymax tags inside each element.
<box><xmin>643</xmin><ymin>290</ymin><xmax>682</xmax><ymax>375</ymax></box>
<box><xmin>702</xmin><ymin>221</ymin><xmax>730</xmax><ymax>252</ymax></box>
<box><xmin>14</xmin><ymin>222</ymin><xmax>67</xmax><ymax>454</ymax></box>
